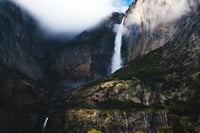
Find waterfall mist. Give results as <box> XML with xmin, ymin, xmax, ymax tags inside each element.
<box><xmin>126</xmin><ymin>0</ymin><xmax>191</xmax><ymax>30</ymax></box>
<box><xmin>111</xmin><ymin>18</ymin><xmax>125</xmax><ymax>73</ymax></box>
<box><xmin>11</xmin><ymin>0</ymin><xmax>130</xmax><ymax>36</ymax></box>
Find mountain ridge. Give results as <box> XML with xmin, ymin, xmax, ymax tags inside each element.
<box><xmin>0</xmin><ymin>0</ymin><xmax>199</xmax><ymax>133</ymax></box>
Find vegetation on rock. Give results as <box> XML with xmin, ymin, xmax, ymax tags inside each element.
<box><xmin>87</xmin><ymin>128</ymin><xmax>102</xmax><ymax>133</ymax></box>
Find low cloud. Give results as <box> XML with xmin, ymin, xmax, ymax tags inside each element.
<box><xmin>126</xmin><ymin>0</ymin><xmax>191</xmax><ymax>30</ymax></box>
<box><xmin>11</xmin><ymin>0</ymin><xmax>123</xmax><ymax>35</ymax></box>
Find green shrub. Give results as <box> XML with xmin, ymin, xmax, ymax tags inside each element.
<box><xmin>87</xmin><ymin>128</ymin><xmax>102</xmax><ymax>133</ymax></box>
<box><xmin>135</xmin><ymin>130</ymin><xmax>145</xmax><ymax>133</ymax></box>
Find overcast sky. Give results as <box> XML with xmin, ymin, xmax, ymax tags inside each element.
<box><xmin>11</xmin><ymin>0</ymin><xmax>133</xmax><ymax>35</ymax></box>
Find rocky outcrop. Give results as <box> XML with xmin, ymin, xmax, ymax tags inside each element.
<box><xmin>65</xmin><ymin>109</ymin><xmax>170</xmax><ymax>133</ymax></box>
<box><xmin>67</xmin><ymin>79</ymin><xmax>158</xmax><ymax>106</ymax></box>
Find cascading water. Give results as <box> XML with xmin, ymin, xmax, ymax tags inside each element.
<box><xmin>111</xmin><ymin>18</ymin><xmax>125</xmax><ymax>73</ymax></box>
<box><xmin>42</xmin><ymin>117</ymin><xmax>49</xmax><ymax>133</ymax></box>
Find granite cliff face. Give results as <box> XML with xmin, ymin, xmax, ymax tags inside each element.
<box><xmin>0</xmin><ymin>1</ymin><xmax>43</xmax><ymax>80</ymax></box>
<box><xmin>124</xmin><ymin>0</ymin><xmax>200</xmax><ymax>62</ymax></box>
<box><xmin>0</xmin><ymin>0</ymin><xmax>200</xmax><ymax>133</ymax></box>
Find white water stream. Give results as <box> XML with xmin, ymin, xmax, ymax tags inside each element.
<box><xmin>111</xmin><ymin>18</ymin><xmax>125</xmax><ymax>73</ymax></box>
<box><xmin>42</xmin><ymin>117</ymin><xmax>49</xmax><ymax>133</ymax></box>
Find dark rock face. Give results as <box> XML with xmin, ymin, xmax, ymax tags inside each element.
<box><xmin>0</xmin><ymin>67</ymin><xmax>48</xmax><ymax>133</ymax></box>
<box><xmin>0</xmin><ymin>1</ymin><xmax>43</xmax><ymax>80</ymax></box>
<box><xmin>0</xmin><ymin>0</ymin><xmax>200</xmax><ymax>133</ymax></box>
<box><xmin>0</xmin><ymin>1</ymin><xmax>122</xmax><ymax>133</ymax></box>
<box><xmin>0</xmin><ymin>4</ymin><xmax>49</xmax><ymax>132</ymax></box>
<box><xmin>51</xmin><ymin>13</ymin><xmax>124</xmax><ymax>83</ymax></box>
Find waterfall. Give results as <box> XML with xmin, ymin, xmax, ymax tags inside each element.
<box><xmin>111</xmin><ymin>18</ymin><xmax>125</xmax><ymax>73</ymax></box>
<box><xmin>42</xmin><ymin>117</ymin><xmax>49</xmax><ymax>133</ymax></box>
